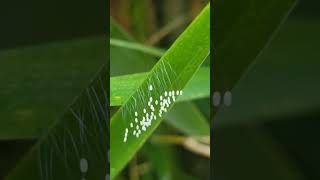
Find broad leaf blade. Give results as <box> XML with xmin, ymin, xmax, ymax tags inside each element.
<box><xmin>110</xmin><ymin>4</ymin><xmax>210</xmax><ymax>179</ymax></box>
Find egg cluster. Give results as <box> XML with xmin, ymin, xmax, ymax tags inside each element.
<box><xmin>123</xmin><ymin>84</ymin><xmax>183</xmax><ymax>143</ymax></box>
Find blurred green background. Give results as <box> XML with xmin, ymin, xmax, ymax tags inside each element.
<box><xmin>213</xmin><ymin>0</ymin><xmax>320</xmax><ymax>179</ymax></box>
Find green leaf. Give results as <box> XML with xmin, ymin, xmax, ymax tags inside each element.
<box><xmin>129</xmin><ymin>0</ymin><xmax>152</xmax><ymax>41</ymax></box>
<box><xmin>110</xmin><ymin>4</ymin><xmax>210</xmax><ymax>179</ymax></box>
<box><xmin>0</xmin><ymin>37</ymin><xmax>106</xmax><ymax>139</ymax></box>
<box><xmin>215</xmin><ymin>18</ymin><xmax>320</xmax><ymax>127</ymax></box>
<box><xmin>0</xmin><ymin>141</ymin><xmax>34</xmax><ymax>179</ymax></box>
<box><xmin>212</xmin><ymin>0</ymin><xmax>301</xmax><ymax>179</ymax></box>
<box><xmin>110</xmin><ymin>67</ymin><xmax>209</xmax><ymax>106</ymax></box>
<box><xmin>5</xmin><ymin>66</ymin><xmax>108</xmax><ymax>180</ymax></box>
<box><xmin>110</xmin><ymin>18</ymin><xmax>155</xmax><ymax>76</ymax></box>
<box><xmin>212</xmin><ymin>0</ymin><xmax>297</xmax><ymax>93</ymax></box>
<box><xmin>142</xmin><ymin>142</ymin><xmax>197</xmax><ymax>180</ymax></box>
<box><xmin>166</xmin><ymin>102</ymin><xmax>209</xmax><ymax>136</ymax></box>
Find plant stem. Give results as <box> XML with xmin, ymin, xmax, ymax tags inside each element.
<box><xmin>147</xmin><ymin>15</ymin><xmax>189</xmax><ymax>45</ymax></box>
<box><xmin>151</xmin><ymin>135</ymin><xmax>210</xmax><ymax>158</ymax></box>
<box><xmin>110</xmin><ymin>38</ymin><xmax>165</xmax><ymax>57</ymax></box>
<box><xmin>129</xmin><ymin>156</ymin><xmax>139</xmax><ymax>180</ymax></box>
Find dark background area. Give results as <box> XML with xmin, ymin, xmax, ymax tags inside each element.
<box><xmin>0</xmin><ymin>0</ymin><xmax>106</xmax><ymax>50</ymax></box>
<box><xmin>214</xmin><ymin>0</ymin><xmax>320</xmax><ymax>179</ymax></box>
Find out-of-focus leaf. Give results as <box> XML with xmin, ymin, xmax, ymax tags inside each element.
<box><xmin>212</xmin><ymin>0</ymin><xmax>297</xmax><ymax>96</ymax></box>
<box><xmin>142</xmin><ymin>142</ymin><xmax>197</xmax><ymax>180</ymax></box>
<box><xmin>215</xmin><ymin>19</ymin><xmax>320</xmax><ymax>127</ymax></box>
<box><xmin>5</xmin><ymin>66</ymin><xmax>108</xmax><ymax>180</ymax></box>
<box><xmin>212</xmin><ymin>0</ymin><xmax>298</xmax><ymax>179</ymax></box>
<box><xmin>0</xmin><ymin>37</ymin><xmax>106</xmax><ymax>139</ymax></box>
<box><xmin>129</xmin><ymin>0</ymin><xmax>152</xmax><ymax>41</ymax></box>
<box><xmin>166</xmin><ymin>102</ymin><xmax>209</xmax><ymax>136</ymax></box>
<box><xmin>0</xmin><ymin>140</ymin><xmax>34</xmax><ymax>179</ymax></box>
<box><xmin>110</xmin><ymin>18</ymin><xmax>155</xmax><ymax>76</ymax></box>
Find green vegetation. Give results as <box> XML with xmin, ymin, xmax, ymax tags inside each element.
<box><xmin>110</xmin><ymin>1</ymin><xmax>210</xmax><ymax>179</ymax></box>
